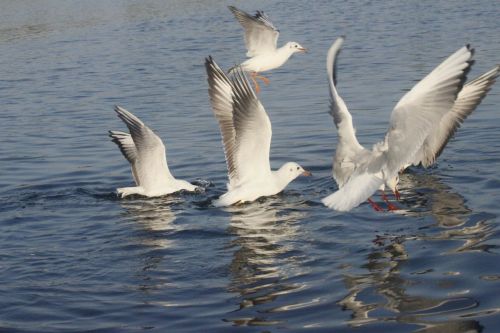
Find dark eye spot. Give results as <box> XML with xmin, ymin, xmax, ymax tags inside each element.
<box><xmin>296</xmin><ymin>167</ymin><xmax>300</xmax><ymax>170</ymax></box>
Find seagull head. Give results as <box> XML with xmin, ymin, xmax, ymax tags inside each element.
<box><xmin>287</xmin><ymin>42</ymin><xmax>308</xmax><ymax>53</ymax></box>
<box><xmin>387</xmin><ymin>175</ymin><xmax>400</xmax><ymax>200</ymax></box>
<box><xmin>279</xmin><ymin>162</ymin><xmax>312</xmax><ymax>181</ymax></box>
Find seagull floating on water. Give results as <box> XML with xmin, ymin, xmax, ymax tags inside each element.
<box><xmin>228</xmin><ymin>5</ymin><xmax>307</xmax><ymax>93</ymax></box>
<box><xmin>109</xmin><ymin>105</ymin><xmax>198</xmax><ymax>198</ymax></box>
<box><xmin>205</xmin><ymin>56</ymin><xmax>311</xmax><ymax>207</ymax></box>
<box><xmin>322</xmin><ymin>37</ymin><xmax>498</xmax><ymax>212</ymax></box>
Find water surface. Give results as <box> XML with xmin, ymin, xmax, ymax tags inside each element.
<box><xmin>1</xmin><ymin>0</ymin><xmax>500</xmax><ymax>332</ymax></box>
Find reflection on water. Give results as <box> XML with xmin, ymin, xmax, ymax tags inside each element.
<box><xmin>338</xmin><ymin>171</ymin><xmax>494</xmax><ymax>332</ymax></box>
<box><xmin>223</xmin><ymin>198</ymin><xmax>307</xmax><ymax>326</ymax></box>
<box><xmin>397</xmin><ymin>171</ymin><xmax>494</xmax><ymax>253</ymax></box>
<box><xmin>397</xmin><ymin>171</ymin><xmax>471</xmax><ymax>227</ymax></box>
<box><xmin>120</xmin><ymin>196</ymin><xmax>178</xmax><ymax>233</ymax></box>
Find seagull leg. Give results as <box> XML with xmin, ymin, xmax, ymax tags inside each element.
<box><xmin>368</xmin><ymin>198</ymin><xmax>384</xmax><ymax>212</ymax></box>
<box><xmin>381</xmin><ymin>191</ymin><xmax>398</xmax><ymax>211</ymax></box>
<box><xmin>250</xmin><ymin>72</ymin><xmax>261</xmax><ymax>93</ymax></box>
<box><xmin>255</xmin><ymin>73</ymin><xmax>270</xmax><ymax>86</ymax></box>
<box><xmin>394</xmin><ymin>189</ymin><xmax>401</xmax><ymax>201</ymax></box>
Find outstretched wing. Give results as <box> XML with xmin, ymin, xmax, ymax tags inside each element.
<box><xmin>327</xmin><ymin>36</ymin><xmax>364</xmax><ymax>151</ymax></box>
<box><xmin>112</xmin><ymin>105</ymin><xmax>173</xmax><ymax>186</ymax></box>
<box><xmin>230</xmin><ymin>68</ymin><xmax>273</xmax><ymax>184</ymax></box>
<box><xmin>384</xmin><ymin>45</ymin><xmax>475</xmax><ymax>175</ymax></box>
<box><xmin>228</xmin><ymin>6</ymin><xmax>279</xmax><ymax>57</ymax></box>
<box><xmin>414</xmin><ymin>65</ymin><xmax>500</xmax><ymax>167</ymax></box>
<box><xmin>205</xmin><ymin>57</ymin><xmax>238</xmax><ymax>185</ymax></box>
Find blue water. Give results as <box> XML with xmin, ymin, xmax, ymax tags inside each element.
<box><xmin>1</xmin><ymin>1</ymin><xmax>500</xmax><ymax>332</ymax></box>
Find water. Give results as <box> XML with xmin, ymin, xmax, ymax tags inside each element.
<box><xmin>1</xmin><ymin>0</ymin><xmax>499</xmax><ymax>332</ymax></box>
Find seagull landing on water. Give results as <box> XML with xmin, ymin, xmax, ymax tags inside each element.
<box><xmin>109</xmin><ymin>106</ymin><xmax>198</xmax><ymax>198</ymax></box>
<box><xmin>228</xmin><ymin>5</ymin><xmax>307</xmax><ymax>93</ymax></box>
<box><xmin>322</xmin><ymin>36</ymin><xmax>499</xmax><ymax>212</ymax></box>
<box><xmin>205</xmin><ymin>56</ymin><xmax>311</xmax><ymax>207</ymax></box>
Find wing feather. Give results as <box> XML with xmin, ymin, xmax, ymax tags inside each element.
<box><xmin>205</xmin><ymin>57</ymin><xmax>239</xmax><ymax>184</ymax></box>
<box><xmin>415</xmin><ymin>65</ymin><xmax>500</xmax><ymax>167</ymax></box>
<box><xmin>230</xmin><ymin>68</ymin><xmax>272</xmax><ymax>184</ymax></box>
<box><xmin>109</xmin><ymin>130</ymin><xmax>137</xmax><ymax>164</ymax></box>
<box><xmin>228</xmin><ymin>6</ymin><xmax>279</xmax><ymax>57</ymax></box>
<box><xmin>384</xmin><ymin>45</ymin><xmax>475</xmax><ymax>175</ymax></box>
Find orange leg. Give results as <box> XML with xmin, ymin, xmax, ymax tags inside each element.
<box><xmin>368</xmin><ymin>198</ymin><xmax>384</xmax><ymax>212</ymax></box>
<box><xmin>255</xmin><ymin>73</ymin><xmax>270</xmax><ymax>85</ymax></box>
<box><xmin>394</xmin><ymin>189</ymin><xmax>401</xmax><ymax>201</ymax></box>
<box><xmin>250</xmin><ymin>73</ymin><xmax>261</xmax><ymax>93</ymax></box>
<box><xmin>381</xmin><ymin>191</ymin><xmax>398</xmax><ymax>211</ymax></box>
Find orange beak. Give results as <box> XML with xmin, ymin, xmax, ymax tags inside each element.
<box><xmin>298</xmin><ymin>47</ymin><xmax>308</xmax><ymax>53</ymax></box>
<box><xmin>302</xmin><ymin>170</ymin><xmax>312</xmax><ymax>177</ymax></box>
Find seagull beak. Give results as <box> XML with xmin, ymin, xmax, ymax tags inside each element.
<box><xmin>302</xmin><ymin>170</ymin><xmax>312</xmax><ymax>177</ymax></box>
<box><xmin>298</xmin><ymin>47</ymin><xmax>308</xmax><ymax>53</ymax></box>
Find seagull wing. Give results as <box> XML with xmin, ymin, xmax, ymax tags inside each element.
<box><xmin>109</xmin><ymin>130</ymin><xmax>137</xmax><ymax>164</ymax></box>
<box><xmin>327</xmin><ymin>37</ymin><xmax>363</xmax><ymax>149</ymax></box>
<box><xmin>205</xmin><ymin>57</ymin><xmax>272</xmax><ymax>186</ymax></box>
<box><xmin>230</xmin><ymin>68</ymin><xmax>273</xmax><ymax>184</ymax></box>
<box><xmin>414</xmin><ymin>65</ymin><xmax>500</xmax><ymax>167</ymax></box>
<box><xmin>384</xmin><ymin>45</ymin><xmax>475</xmax><ymax>175</ymax></box>
<box><xmin>205</xmin><ymin>57</ymin><xmax>239</xmax><ymax>186</ymax></box>
<box><xmin>113</xmin><ymin>105</ymin><xmax>173</xmax><ymax>187</ymax></box>
<box><xmin>228</xmin><ymin>6</ymin><xmax>279</xmax><ymax>57</ymax></box>
<box><xmin>109</xmin><ymin>130</ymin><xmax>140</xmax><ymax>184</ymax></box>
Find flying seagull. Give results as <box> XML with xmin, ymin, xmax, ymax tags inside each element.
<box><xmin>322</xmin><ymin>37</ymin><xmax>499</xmax><ymax>212</ymax></box>
<box><xmin>109</xmin><ymin>105</ymin><xmax>198</xmax><ymax>198</ymax></box>
<box><xmin>205</xmin><ymin>56</ymin><xmax>311</xmax><ymax>207</ymax></box>
<box><xmin>228</xmin><ymin>5</ymin><xmax>307</xmax><ymax>93</ymax></box>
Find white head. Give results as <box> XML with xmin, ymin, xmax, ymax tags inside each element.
<box><xmin>286</xmin><ymin>42</ymin><xmax>307</xmax><ymax>54</ymax></box>
<box><xmin>277</xmin><ymin>162</ymin><xmax>311</xmax><ymax>183</ymax></box>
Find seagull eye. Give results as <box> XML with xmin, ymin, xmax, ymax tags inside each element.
<box><xmin>296</xmin><ymin>167</ymin><xmax>300</xmax><ymax>170</ymax></box>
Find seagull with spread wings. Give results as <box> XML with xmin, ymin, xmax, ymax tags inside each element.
<box><xmin>109</xmin><ymin>106</ymin><xmax>198</xmax><ymax>198</ymax></box>
<box><xmin>228</xmin><ymin>6</ymin><xmax>307</xmax><ymax>93</ymax></box>
<box><xmin>205</xmin><ymin>56</ymin><xmax>311</xmax><ymax>207</ymax></box>
<box><xmin>322</xmin><ymin>37</ymin><xmax>498</xmax><ymax>212</ymax></box>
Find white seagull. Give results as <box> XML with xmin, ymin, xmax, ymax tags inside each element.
<box><xmin>228</xmin><ymin>5</ymin><xmax>307</xmax><ymax>93</ymax></box>
<box><xmin>321</xmin><ymin>37</ymin><xmax>498</xmax><ymax>212</ymax></box>
<box><xmin>205</xmin><ymin>56</ymin><xmax>311</xmax><ymax>207</ymax></box>
<box><xmin>109</xmin><ymin>105</ymin><xmax>198</xmax><ymax>198</ymax></box>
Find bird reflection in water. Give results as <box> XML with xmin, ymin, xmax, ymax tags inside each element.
<box><xmin>338</xmin><ymin>171</ymin><xmax>494</xmax><ymax>332</ymax></box>
<box><xmin>119</xmin><ymin>196</ymin><xmax>180</xmax><ymax>294</ymax></box>
<box><xmin>223</xmin><ymin>197</ymin><xmax>308</xmax><ymax>326</ymax></box>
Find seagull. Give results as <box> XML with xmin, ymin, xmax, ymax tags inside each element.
<box><xmin>321</xmin><ymin>37</ymin><xmax>492</xmax><ymax>212</ymax></box>
<box><xmin>205</xmin><ymin>56</ymin><xmax>311</xmax><ymax>207</ymax></box>
<box><xmin>109</xmin><ymin>105</ymin><xmax>198</xmax><ymax>198</ymax></box>
<box><xmin>228</xmin><ymin>5</ymin><xmax>307</xmax><ymax>93</ymax></box>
